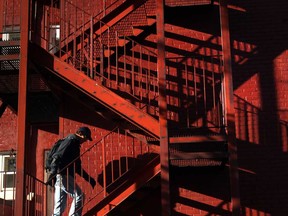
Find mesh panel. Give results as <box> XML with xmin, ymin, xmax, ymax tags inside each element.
<box><xmin>0</xmin><ymin>60</ymin><xmax>20</xmax><ymax>70</ymax></box>
<box><xmin>170</xmin><ymin>159</ymin><xmax>223</xmax><ymax>167</ymax></box>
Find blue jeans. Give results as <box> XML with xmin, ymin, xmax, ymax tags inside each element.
<box><xmin>53</xmin><ymin>174</ymin><xmax>84</xmax><ymax>216</ymax></box>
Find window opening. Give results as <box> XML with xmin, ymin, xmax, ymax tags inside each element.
<box><xmin>49</xmin><ymin>25</ymin><xmax>60</xmax><ymax>53</ymax></box>
<box><xmin>0</xmin><ymin>150</ymin><xmax>16</xmax><ymax>200</ymax></box>
<box><xmin>2</xmin><ymin>26</ymin><xmax>20</xmax><ymax>41</ymax></box>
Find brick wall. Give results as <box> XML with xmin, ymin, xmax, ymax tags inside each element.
<box><xmin>1</xmin><ymin>0</ymin><xmax>287</xmax><ymax>215</ymax></box>
<box><xmin>230</xmin><ymin>0</ymin><xmax>288</xmax><ymax>215</ymax></box>
<box><xmin>1</xmin><ymin>0</ymin><xmax>21</xmax><ymax>27</ymax></box>
<box><xmin>0</xmin><ymin>100</ymin><xmax>17</xmax><ymax>151</ymax></box>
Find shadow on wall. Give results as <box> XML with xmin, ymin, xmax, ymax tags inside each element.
<box><xmin>97</xmin><ymin>156</ymin><xmax>139</xmax><ymax>193</ymax></box>
<box><xmin>25</xmin><ymin>1</ymin><xmax>287</xmax><ymax>215</ymax></box>
<box><xmin>77</xmin><ymin>2</ymin><xmax>287</xmax><ymax>215</ymax></box>
<box><xmin>234</xmin><ymin>95</ymin><xmax>288</xmax><ymax>215</ymax></box>
<box><xmin>96</xmin><ymin>153</ymin><xmax>161</xmax><ymax>215</ymax></box>
<box><xmin>147</xmin><ymin>1</ymin><xmax>288</xmax><ymax>215</ymax></box>
<box><xmin>170</xmin><ymin>165</ymin><xmax>231</xmax><ymax>216</ymax></box>
<box><xmin>97</xmin><ymin>153</ymin><xmax>159</xmax><ymax>193</ymax></box>
<box><xmin>230</xmin><ymin>0</ymin><xmax>288</xmax><ymax>215</ymax></box>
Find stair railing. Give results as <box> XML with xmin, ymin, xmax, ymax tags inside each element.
<box><xmin>166</xmin><ymin>55</ymin><xmax>225</xmax><ymax>131</ymax></box>
<box><xmin>45</xmin><ymin>127</ymin><xmax>158</xmax><ymax>215</ymax></box>
<box><xmin>44</xmin><ymin>0</ymin><xmax>124</xmax><ymax>53</ymax></box>
<box><xmin>24</xmin><ymin>174</ymin><xmax>48</xmax><ymax>216</ymax></box>
<box><xmin>0</xmin><ymin>170</ymin><xmax>48</xmax><ymax>216</ymax></box>
<box><xmin>31</xmin><ymin>0</ymin><xmax>226</xmax><ymax>129</ymax></box>
<box><xmin>0</xmin><ymin>127</ymin><xmax>158</xmax><ymax>216</ymax></box>
<box><xmin>32</xmin><ymin>0</ymin><xmax>160</xmax><ymax>115</ymax></box>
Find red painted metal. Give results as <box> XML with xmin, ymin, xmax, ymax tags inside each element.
<box><xmin>0</xmin><ymin>40</ymin><xmax>20</xmax><ymax>46</ymax></box>
<box><xmin>0</xmin><ymin>126</ymin><xmax>161</xmax><ymax>215</ymax></box>
<box><xmin>219</xmin><ymin>0</ymin><xmax>241</xmax><ymax>215</ymax></box>
<box><xmin>170</xmin><ymin>134</ymin><xmax>226</xmax><ymax>144</ymax></box>
<box><xmin>86</xmin><ymin>155</ymin><xmax>161</xmax><ymax>215</ymax></box>
<box><xmin>0</xmin><ymin>0</ymin><xmax>237</xmax><ymax>214</ymax></box>
<box><xmin>102</xmin><ymin>137</ymin><xmax>107</xmax><ymax>197</ymax></box>
<box><xmin>38</xmin><ymin>1</ymin><xmax>159</xmax><ymax>114</ymax></box>
<box><xmin>0</xmin><ymin>1</ymin><xmax>3</xmax><ymax>39</ymax></box>
<box><xmin>0</xmin><ymin>35</ymin><xmax>20</xmax><ymax>61</ymax></box>
<box><xmin>170</xmin><ymin>151</ymin><xmax>228</xmax><ymax>160</ymax></box>
<box><xmin>0</xmin><ymin>54</ymin><xmax>20</xmax><ymax>61</ymax></box>
<box><xmin>59</xmin><ymin>0</ymin><xmax>148</xmax><ymax>62</ymax></box>
<box><xmin>156</xmin><ymin>0</ymin><xmax>171</xmax><ymax>215</ymax></box>
<box><xmin>29</xmin><ymin>42</ymin><xmax>160</xmax><ymax>139</ymax></box>
<box><xmin>15</xmin><ymin>0</ymin><xmax>30</xmax><ymax>214</ymax></box>
<box><xmin>166</xmin><ymin>56</ymin><xmax>224</xmax><ymax>129</ymax></box>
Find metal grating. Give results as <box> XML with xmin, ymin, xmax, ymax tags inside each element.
<box><xmin>0</xmin><ymin>45</ymin><xmax>20</xmax><ymax>70</ymax></box>
<box><xmin>165</xmin><ymin>0</ymin><xmax>212</xmax><ymax>7</ymax></box>
<box><xmin>0</xmin><ymin>60</ymin><xmax>20</xmax><ymax>70</ymax></box>
<box><xmin>1</xmin><ymin>46</ymin><xmax>20</xmax><ymax>55</ymax></box>
<box><xmin>170</xmin><ymin>159</ymin><xmax>223</xmax><ymax>167</ymax></box>
<box><xmin>168</xmin><ymin>127</ymin><xmax>228</xmax><ymax>167</ymax></box>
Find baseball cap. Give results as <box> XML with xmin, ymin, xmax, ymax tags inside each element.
<box><xmin>77</xmin><ymin>127</ymin><xmax>92</xmax><ymax>141</ymax></box>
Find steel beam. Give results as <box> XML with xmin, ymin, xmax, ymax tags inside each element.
<box><xmin>0</xmin><ymin>40</ymin><xmax>21</xmax><ymax>46</ymax></box>
<box><xmin>156</xmin><ymin>0</ymin><xmax>171</xmax><ymax>215</ymax></box>
<box><xmin>15</xmin><ymin>0</ymin><xmax>30</xmax><ymax>214</ymax></box>
<box><xmin>0</xmin><ymin>54</ymin><xmax>20</xmax><ymax>61</ymax></box>
<box><xmin>170</xmin><ymin>135</ymin><xmax>226</xmax><ymax>143</ymax></box>
<box><xmin>219</xmin><ymin>0</ymin><xmax>241</xmax><ymax>215</ymax></box>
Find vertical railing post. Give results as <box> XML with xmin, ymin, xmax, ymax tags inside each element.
<box><xmin>156</xmin><ymin>0</ymin><xmax>170</xmax><ymax>215</ymax></box>
<box><xmin>107</xmin><ymin>26</ymin><xmax>111</xmax><ymax>86</ymax></box>
<box><xmin>60</xmin><ymin>0</ymin><xmax>64</xmax><ymax>58</ymax></box>
<box><xmin>219</xmin><ymin>0</ymin><xmax>241</xmax><ymax>215</ymax></box>
<box><xmin>202</xmin><ymin>57</ymin><xmax>207</xmax><ymax>126</ymax></box>
<box><xmin>115</xmin><ymin>31</ymin><xmax>119</xmax><ymax>87</ymax></box>
<box><xmin>132</xmin><ymin>40</ymin><xmax>135</xmax><ymax>94</ymax></box>
<box><xmin>185</xmin><ymin>59</ymin><xmax>189</xmax><ymax>127</ymax></box>
<box><xmin>122</xmin><ymin>36</ymin><xmax>126</xmax><ymax>87</ymax></box>
<box><xmin>103</xmin><ymin>0</ymin><xmax>106</xmax><ymax>17</ymax></box>
<box><xmin>102</xmin><ymin>137</ymin><xmax>107</xmax><ymax>197</ymax></box>
<box><xmin>0</xmin><ymin>0</ymin><xmax>4</xmax><ymax>39</ymax></box>
<box><xmin>193</xmin><ymin>59</ymin><xmax>198</xmax><ymax>127</ymax></box>
<box><xmin>90</xmin><ymin>16</ymin><xmax>93</xmax><ymax>78</ymax></box>
<box><xmin>100</xmin><ymin>21</ymin><xmax>104</xmax><ymax>83</ymax></box>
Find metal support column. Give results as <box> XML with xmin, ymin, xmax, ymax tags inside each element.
<box><xmin>15</xmin><ymin>0</ymin><xmax>30</xmax><ymax>214</ymax></box>
<box><xmin>156</xmin><ymin>0</ymin><xmax>171</xmax><ymax>215</ymax></box>
<box><xmin>0</xmin><ymin>0</ymin><xmax>4</xmax><ymax>38</ymax></box>
<box><xmin>219</xmin><ymin>0</ymin><xmax>241</xmax><ymax>215</ymax></box>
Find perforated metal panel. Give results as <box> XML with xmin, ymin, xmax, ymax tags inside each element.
<box><xmin>170</xmin><ymin>159</ymin><xmax>223</xmax><ymax>167</ymax></box>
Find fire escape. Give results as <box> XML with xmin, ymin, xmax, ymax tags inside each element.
<box><xmin>0</xmin><ymin>0</ymin><xmax>240</xmax><ymax>215</ymax></box>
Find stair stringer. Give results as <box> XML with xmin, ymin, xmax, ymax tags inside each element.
<box><xmin>84</xmin><ymin>155</ymin><xmax>161</xmax><ymax>216</ymax></box>
<box><xmin>29</xmin><ymin>42</ymin><xmax>160</xmax><ymax>139</ymax></box>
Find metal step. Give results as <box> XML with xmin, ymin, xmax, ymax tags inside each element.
<box><xmin>0</xmin><ymin>40</ymin><xmax>20</xmax><ymax>70</ymax></box>
<box><xmin>166</xmin><ymin>0</ymin><xmax>212</xmax><ymax>7</ymax></box>
<box><xmin>168</xmin><ymin>128</ymin><xmax>228</xmax><ymax>167</ymax></box>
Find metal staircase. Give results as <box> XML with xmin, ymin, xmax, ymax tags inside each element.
<box><xmin>0</xmin><ymin>0</ymin><xmax>230</xmax><ymax>214</ymax></box>
<box><xmin>30</xmin><ymin>0</ymin><xmax>229</xmax><ymax>171</ymax></box>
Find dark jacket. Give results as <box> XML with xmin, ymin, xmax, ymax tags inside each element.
<box><xmin>53</xmin><ymin>134</ymin><xmax>90</xmax><ymax>181</ymax></box>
